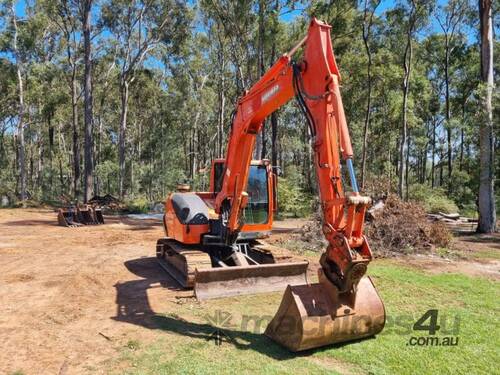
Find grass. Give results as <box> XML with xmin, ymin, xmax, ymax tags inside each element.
<box><xmin>110</xmin><ymin>260</ymin><xmax>499</xmax><ymax>375</ymax></box>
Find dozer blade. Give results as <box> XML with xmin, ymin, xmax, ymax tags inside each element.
<box><xmin>265</xmin><ymin>276</ymin><xmax>385</xmax><ymax>351</ymax></box>
<box><xmin>194</xmin><ymin>261</ymin><xmax>309</xmax><ymax>300</ymax></box>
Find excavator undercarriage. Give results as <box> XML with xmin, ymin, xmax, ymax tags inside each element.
<box><xmin>156</xmin><ymin>238</ymin><xmax>308</xmax><ymax>300</ymax></box>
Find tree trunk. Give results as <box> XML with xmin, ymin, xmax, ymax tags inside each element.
<box><xmin>439</xmin><ymin>148</ymin><xmax>444</xmax><ymax>186</ymax></box>
<box><xmin>71</xmin><ymin>63</ymin><xmax>80</xmax><ymax>199</ymax></box>
<box><xmin>10</xmin><ymin>3</ymin><xmax>26</xmax><ymax>201</ymax></box>
<box><xmin>405</xmin><ymin>133</ymin><xmax>410</xmax><ymax>198</ymax></box>
<box><xmin>444</xmin><ymin>36</ymin><xmax>453</xmax><ymax>193</ymax></box>
<box><xmin>360</xmin><ymin>0</ymin><xmax>380</xmax><ymax>189</ymax></box>
<box><xmin>216</xmin><ymin>25</ymin><xmax>226</xmax><ymax>158</ymax></box>
<box><xmin>82</xmin><ymin>0</ymin><xmax>93</xmax><ymax>203</ymax></box>
<box><xmin>477</xmin><ymin>0</ymin><xmax>496</xmax><ymax>233</ymax></box>
<box><xmin>422</xmin><ymin>146</ymin><xmax>427</xmax><ymax>184</ymax></box>
<box><xmin>254</xmin><ymin>0</ymin><xmax>266</xmax><ymax>159</ymax></box>
<box><xmin>190</xmin><ymin>74</ymin><xmax>208</xmax><ymax>182</ymax></box>
<box><xmin>459</xmin><ymin>128</ymin><xmax>464</xmax><ymax>171</ymax></box>
<box><xmin>217</xmin><ymin>86</ymin><xmax>225</xmax><ymax>158</ymax></box>
<box><xmin>431</xmin><ymin>119</ymin><xmax>436</xmax><ymax>187</ymax></box>
<box><xmin>36</xmin><ymin>125</ymin><xmax>43</xmax><ymax>191</ymax></box>
<box><xmin>118</xmin><ymin>79</ymin><xmax>129</xmax><ymax>198</ymax></box>
<box><xmin>271</xmin><ymin>113</ymin><xmax>278</xmax><ymax>167</ymax></box>
<box><xmin>361</xmin><ymin>56</ymin><xmax>372</xmax><ymax>189</ymax></box>
<box><xmin>399</xmin><ymin>34</ymin><xmax>412</xmax><ymax>199</ymax></box>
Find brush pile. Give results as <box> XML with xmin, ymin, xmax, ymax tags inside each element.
<box><xmin>88</xmin><ymin>194</ymin><xmax>122</xmax><ymax>209</ymax></box>
<box><xmin>294</xmin><ymin>212</ymin><xmax>328</xmax><ymax>252</ymax></box>
<box><xmin>365</xmin><ymin>194</ymin><xmax>452</xmax><ymax>255</ymax></box>
<box><xmin>286</xmin><ymin>194</ymin><xmax>452</xmax><ymax>257</ymax></box>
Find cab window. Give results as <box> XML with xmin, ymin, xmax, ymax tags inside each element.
<box><xmin>244</xmin><ymin>165</ymin><xmax>269</xmax><ymax>224</ymax></box>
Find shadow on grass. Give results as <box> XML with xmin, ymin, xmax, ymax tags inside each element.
<box><xmin>150</xmin><ymin>313</ymin><xmax>374</xmax><ymax>360</ymax></box>
<box><xmin>113</xmin><ymin>256</ymin><xmax>374</xmax><ymax>360</ymax></box>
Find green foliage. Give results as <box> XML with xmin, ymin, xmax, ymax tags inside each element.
<box><xmin>124</xmin><ymin>197</ymin><xmax>150</xmax><ymax>214</ymax></box>
<box><xmin>277</xmin><ymin>177</ymin><xmax>312</xmax><ymax>218</ymax></box>
<box><xmin>448</xmin><ymin>169</ymin><xmax>476</xmax><ymax>208</ymax></box>
<box><xmin>0</xmin><ymin>0</ymin><xmax>489</xmax><ymax>220</ymax></box>
<box><xmin>409</xmin><ymin>184</ymin><xmax>459</xmax><ymax>214</ymax></box>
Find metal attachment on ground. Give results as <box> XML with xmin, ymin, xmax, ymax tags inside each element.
<box><xmin>57</xmin><ymin>205</ymin><xmax>105</xmax><ymax>227</ymax></box>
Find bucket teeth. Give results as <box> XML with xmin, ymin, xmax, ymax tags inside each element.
<box><xmin>265</xmin><ymin>276</ymin><xmax>385</xmax><ymax>351</ymax></box>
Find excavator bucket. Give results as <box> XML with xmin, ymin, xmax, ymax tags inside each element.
<box><xmin>194</xmin><ymin>261</ymin><xmax>309</xmax><ymax>300</ymax></box>
<box><xmin>57</xmin><ymin>208</ymin><xmax>83</xmax><ymax>227</ymax></box>
<box><xmin>265</xmin><ymin>275</ymin><xmax>385</xmax><ymax>351</ymax></box>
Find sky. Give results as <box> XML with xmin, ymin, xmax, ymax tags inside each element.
<box><xmin>3</xmin><ymin>0</ymin><xmax>480</xmax><ymax>75</ymax></box>
<box><xmin>8</xmin><ymin>0</ymin><xmax>480</xmax><ymax>51</ymax></box>
<box><xmin>11</xmin><ymin>0</ymin><xmax>462</xmax><ymax>28</ymax></box>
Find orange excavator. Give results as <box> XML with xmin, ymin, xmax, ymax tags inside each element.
<box><xmin>157</xmin><ymin>18</ymin><xmax>385</xmax><ymax>351</ymax></box>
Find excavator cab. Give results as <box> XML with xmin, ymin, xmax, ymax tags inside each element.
<box><xmin>156</xmin><ymin>159</ymin><xmax>309</xmax><ymax>300</ymax></box>
<box><xmin>211</xmin><ymin>159</ymin><xmax>274</xmax><ymax>237</ymax></box>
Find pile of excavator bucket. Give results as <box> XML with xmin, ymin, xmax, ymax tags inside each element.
<box><xmin>57</xmin><ymin>205</ymin><xmax>105</xmax><ymax>227</ymax></box>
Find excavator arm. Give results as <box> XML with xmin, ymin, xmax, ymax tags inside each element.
<box><xmin>215</xmin><ymin>18</ymin><xmax>373</xmax><ymax>292</ymax></box>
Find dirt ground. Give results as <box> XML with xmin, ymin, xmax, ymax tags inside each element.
<box><xmin>0</xmin><ymin>209</ymin><xmax>174</xmax><ymax>374</ymax></box>
<box><xmin>0</xmin><ymin>209</ymin><xmax>498</xmax><ymax>374</ymax></box>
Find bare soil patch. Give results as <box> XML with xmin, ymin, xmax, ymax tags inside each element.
<box><xmin>0</xmin><ymin>209</ymin><xmax>175</xmax><ymax>374</ymax></box>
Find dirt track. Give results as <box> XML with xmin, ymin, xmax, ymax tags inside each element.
<box><xmin>0</xmin><ymin>209</ymin><xmax>184</xmax><ymax>374</ymax></box>
<box><xmin>1</xmin><ymin>209</ymin><xmax>498</xmax><ymax>374</ymax></box>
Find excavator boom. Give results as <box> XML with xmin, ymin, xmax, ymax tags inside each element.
<box><xmin>216</xmin><ymin>18</ymin><xmax>373</xmax><ymax>291</ymax></box>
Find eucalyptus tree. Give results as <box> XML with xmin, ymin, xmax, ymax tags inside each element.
<box><xmin>45</xmin><ymin>0</ymin><xmax>83</xmax><ymax>198</ymax></box>
<box><xmin>360</xmin><ymin>0</ymin><xmax>382</xmax><ymax>188</ymax></box>
<box><xmin>477</xmin><ymin>0</ymin><xmax>496</xmax><ymax>233</ymax></box>
<box><xmin>5</xmin><ymin>0</ymin><xmax>27</xmax><ymax>200</ymax></box>
<box><xmin>81</xmin><ymin>0</ymin><xmax>93</xmax><ymax>202</ymax></box>
<box><xmin>386</xmin><ymin>0</ymin><xmax>434</xmax><ymax>199</ymax></box>
<box><xmin>101</xmin><ymin>0</ymin><xmax>190</xmax><ymax>198</ymax></box>
<box><xmin>435</xmin><ymin>0</ymin><xmax>471</xmax><ymax>193</ymax></box>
